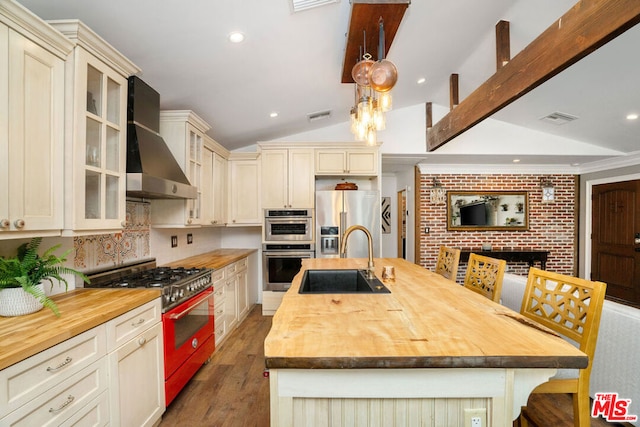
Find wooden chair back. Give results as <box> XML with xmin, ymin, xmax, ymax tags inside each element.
<box><xmin>519</xmin><ymin>267</ymin><xmax>607</xmax><ymax>427</ymax></box>
<box><xmin>462</xmin><ymin>253</ymin><xmax>506</xmax><ymax>303</ymax></box>
<box><xmin>434</xmin><ymin>246</ymin><xmax>460</xmax><ymax>281</ymax></box>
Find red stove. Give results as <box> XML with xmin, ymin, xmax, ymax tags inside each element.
<box><xmin>86</xmin><ymin>260</ymin><xmax>215</xmax><ymax>406</ymax></box>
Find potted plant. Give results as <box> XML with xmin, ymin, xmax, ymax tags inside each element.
<box><xmin>0</xmin><ymin>237</ymin><xmax>89</xmax><ymax>317</ymax></box>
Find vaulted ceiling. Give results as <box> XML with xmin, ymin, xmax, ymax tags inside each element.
<box><xmin>16</xmin><ymin>0</ymin><xmax>640</xmax><ymax>169</ymax></box>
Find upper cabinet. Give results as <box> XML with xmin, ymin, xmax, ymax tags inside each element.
<box><xmin>0</xmin><ymin>3</ymin><xmax>73</xmax><ymax>238</ymax></box>
<box><xmin>152</xmin><ymin>110</ymin><xmax>211</xmax><ymax>227</ymax></box>
<box><xmin>202</xmin><ymin>135</ymin><xmax>229</xmax><ymax>226</ymax></box>
<box><xmin>228</xmin><ymin>153</ymin><xmax>261</xmax><ymax>226</ymax></box>
<box><xmin>261</xmin><ymin>148</ymin><xmax>314</xmax><ymax>209</ymax></box>
<box><xmin>315</xmin><ymin>148</ymin><xmax>378</xmax><ymax>176</ymax></box>
<box><xmin>49</xmin><ymin>20</ymin><xmax>140</xmax><ymax>234</ymax></box>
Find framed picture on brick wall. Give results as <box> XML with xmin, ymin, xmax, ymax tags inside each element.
<box><xmin>447</xmin><ymin>191</ymin><xmax>529</xmax><ymax>231</ymax></box>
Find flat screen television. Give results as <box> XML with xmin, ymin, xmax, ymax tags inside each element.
<box><xmin>459</xmin><ymin>202</ymin><xmax>487</xmax><ymax>226</ymax></box>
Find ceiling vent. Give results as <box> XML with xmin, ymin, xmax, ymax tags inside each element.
<box><xmin>539</xmin><ymin>111</ymin><xmax>579</xmax><ymax>125</ymax></box>
<box><xmin>291</xmin><ymin>0</ymin><xmax>339</xmax><ymax>13</ymax></box>
<box><xmin>307</xmin><ymin>110</ymin><xmax>332</xmax><ymax>122</ymax></box>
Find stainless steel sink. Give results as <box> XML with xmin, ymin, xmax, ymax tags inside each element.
<box><xmin>298</xmin><ymin>269</ymin><xmax>390</xmax><ymax>294</ymax></box>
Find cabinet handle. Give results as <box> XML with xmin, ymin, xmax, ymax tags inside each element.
<box><xmin>49</xmin><ymin>395</ymin><xmax>75</xmax><ymax>413</ymax></box>
<box><xmin>121</xmin><ymin>220</ymin><xmax>127</xmax><ymax>228</ymax></box>
<box><xmin>187</xmin><ymin>218</ymin><xmax>193</xmax><ymax>224</ymax></box>
<box><xmin>0</xmin><ymin>219</ymin><xmax>9</xmax><ymax>228</ymax></box>
<box><xmin>131</xmin><ymin>318</ymin><xmax>145</xmax><ymax>327</ymax></box>
<box><xmin>215</xmin><ymin>309</ymin><xmax>224</xmax><ymax>316</ymax></box>
<box><xmin>46</xmin><ymin>357</ymin><xmax>73</xmax><ymax>372</ymax></box>
<box><xmin>14</xmin><ymin>219</ymin><xmax>25</xmax><ymax>229</ymax></box>
<box><xmin>138</xmin><ymin>337</ymin><xmax>147</xmax><ymax>346</ymax></box>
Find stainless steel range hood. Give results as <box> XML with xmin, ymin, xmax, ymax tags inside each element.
<box><xmin>126</xmin><ymin>76</ymin><xmax>197</xmax><ymax>199</ymax></box>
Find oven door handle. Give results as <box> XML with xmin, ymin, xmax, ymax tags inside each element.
<box><xmin>264</xmin><ymin>252</ymin><xmax>314</xmax><ymax>257</ymax></box>
<box><xmin>167</xmin><ymin>291</ymin><xmax>212</xmax><ymax>320</ymax></box>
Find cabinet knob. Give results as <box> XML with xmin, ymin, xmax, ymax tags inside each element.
<box><xmin>14</xmin><ymin>219</ymin><xmax>25</xmax><ymax>229</ymax></box>
<box><xmin>0</xmin><ymin>219</ymin><xmax>9</xmax><ymax>228</ymax></box>
<box><xmin>121</xmin><ymin>220</ymin><xmax>127</xmax><ymax>228</ymax></box>
<box><xmin>187</xmin><ymin>218</ymin><xmax>193</xmax><ymax>224</ymax></box>
<box><xmin>138</xmin><ymin>337</ymin><xmax>147</xmax><ymax>346</ymax></box>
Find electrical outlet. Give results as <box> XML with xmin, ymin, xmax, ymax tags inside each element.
<box><xmin>171</xmin><ymin>235</ymin><xmax>178</xmax><ymax>248</ymax></box>
<box><xmin>187</xmin><ymin>233</ymin><xmax>193</xmax><ymax>244</ymax></box>
<box><xmin>464</xmin><ymin>408</ymin><xmax>486</xmax><ymax>427</ymax></box>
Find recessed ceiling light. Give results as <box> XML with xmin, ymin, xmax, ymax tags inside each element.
<box><xmin>270</xmin><ymin>112</ymin><xmax>278</xmax><ymax>118</ymax></box>
<box><xmin>228</xmin><ymin>31</ymin><xmax>245</xmax><ymax>43</ymax></box>
<box><xmin>626</xmin><ymin>113</ymin><xmax>638</xmax><ymax>120</ymax></box>
<box><xmin>512</xmin><ymin>159</ymin><xmax>520</xmax><ymax>163</ymax></box>
<box><xmin>417</xmin><ymin>77</ymin><xmax>426</xmax><ymax>84</ymax></box>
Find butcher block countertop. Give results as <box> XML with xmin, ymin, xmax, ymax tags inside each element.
<box><xmin>0</xmin><ymin>289</ymin><xmax>160</xmax><ymax>370</ymax></box>
<box><xmin>163</xmin><ymin>248</ymin><xmax>257</xmax><ymax>269</ymax></box>
<box><xmin>264</xmin><ymin>257</ymin><xmax>587</xmax><ymax>370</ymax></box>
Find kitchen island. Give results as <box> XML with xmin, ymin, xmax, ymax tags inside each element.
<box><xmin>264</xmin><ymin>258</ymin><xmax>586</xmax><ymax>426</ymax></box>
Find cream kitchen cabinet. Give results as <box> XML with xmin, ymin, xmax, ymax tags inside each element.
<box><xmin>315</xmin><ymin>148</ymin><xmax>378</xmax><ymax>176</ymax></box>
<box><xmin>49</xmin><ymin>20</ymin><xmax>140</xmax><ymax>234</ymax></box>
<box><xmin>0</xmin><ymin>3</ymin><xmax>72</xmax><ymax>237</ymax></box>
<box><xmin>0</xmin><ymin>325</ymin><xmax>108</xmax><ymax>426</ymax></box>
<box><xmin>202</xmin><ymin>136</ymin><xmax>229</xmax><ymax>226</ymax></box>
<box><xmin>228</xmin><ymin>153</ymin><xmax>261</xmax><ymax>225</ymax></box>
<box><xmin>152</xmin><ymin>110</ymin><xmax>211</xmax><ymax>227</ymax></box>
<box><xmin>0</xmin><ymin>297</ymin><xmax>164</xmax><ymax>427</ymax></box>
<box><xmin>212</xmin><ymin>269</ymin><xmax>227</xmax><ymax>348</ymax></box>
<box><xmin>107</xmin><ymin>298</ymin><xmax>163</xmax><ymax>427</ymax></box>
<box><xmin>220</xmin><ymin>257</ymin><xmax>250</xmax><ymax>344</ymax></box>
<box><xmin>261</xmin><ymin>148</ymin><xmax>314</xmax><ymax>209</ymax></box>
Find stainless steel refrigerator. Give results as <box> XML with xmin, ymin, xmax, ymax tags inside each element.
<box><xmin>315</xmin><ymin>190</ymin><xmax>381</xmax><ymax>259</ymax></box>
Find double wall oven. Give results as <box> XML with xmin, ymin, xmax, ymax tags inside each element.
<box><xmin>263</xmin><ymin>209</ymin><xmax>315</xmax><ymax>291</ymax></box>
<box><xmin>86</xmin><ymin>260</ymin><xmax>214</xmax><ymax>406</ymax></box>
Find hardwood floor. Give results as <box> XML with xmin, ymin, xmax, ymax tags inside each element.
<box><xmin>159</xmin><ymin>305</ymin><xmax>271</xmax><ymax>427</ymax></box>
<box><xmin>159</xmin><ymin>304</ymin><xmax>629</xmax><ymax>427</ymax></box>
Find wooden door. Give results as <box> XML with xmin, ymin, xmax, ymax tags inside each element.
<box><xmin>591</xmin><ymin>180</ymin><xmax>640</xmax><ymax>305</ymax></box>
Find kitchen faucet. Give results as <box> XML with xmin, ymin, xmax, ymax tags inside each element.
<box><xmin>339</xmin><ymin>225</ymin><xmax>375</xmax><ymax>278</ymax></box>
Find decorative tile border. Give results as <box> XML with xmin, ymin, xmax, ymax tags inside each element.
<box><xmin>74</xmin><ymin>201</ymin><xmax>151</xmax><ymax>271</ymax></box>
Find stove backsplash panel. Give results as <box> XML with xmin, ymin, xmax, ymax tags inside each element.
<box><xmin>74</xmin><ymin>201</ymin><xmax>151</xmax><ymax>272</ymax></box>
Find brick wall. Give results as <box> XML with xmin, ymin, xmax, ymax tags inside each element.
<box><xmin>417</xmin><ymin>174</ymin><xmax>577</xmax><ymax>280</ymax></box>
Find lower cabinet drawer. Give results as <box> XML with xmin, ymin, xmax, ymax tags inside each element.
<box><xmin>214</xmin><ymin>301</ymin><xmax>226</xmax><ymax>347</ymax></box>
<box><xmin>0</xmin><ymin>357</ymin><xmax>108</xmax><ymax>427</ymax></box>
<box><xmin>106</xmin><ymin>299</ymin><xmax>161</xmax><ymax>351</ymax></box>
<box><xmin>0</xmin><ymin>325</ymin><xmax>106</xmax><ymax>416</ymax></box>
<box><xmin>60</xmin><ymin>390</ymin><xmax>109</xmax><ymax>427</ymax></box>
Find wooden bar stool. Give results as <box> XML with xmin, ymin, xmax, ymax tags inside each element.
<box><xmin>434</xmin><ymin>246</ymin><xmax>461</xmax><ymax>281</ymax></box>
<box><xmin>463</xmin><ymin>253</ymin><xmax>506</xmax><ymax>303</ymax></box>
<box><xmin>518</xmin><ymin>267</ymin><xmax>607</xmax><ymax>427</ymax></box>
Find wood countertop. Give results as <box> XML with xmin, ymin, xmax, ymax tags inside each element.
<box><xmin>264</xmin><ymin>258</ymin><xmax>587</xmax><ymax>370</ymax></box>
<box><xmin>0</xmin><ymin>289</ymin><xmax>160</xmax><ymax>370</ymax></box>
<box><xmin>162</xmin><ymin>248</ymin><xmax>257</xmax><ymax>270</ymax></box>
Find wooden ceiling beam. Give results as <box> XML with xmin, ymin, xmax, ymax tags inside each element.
<box><xmin>341</xmin><ymin>0</ymin><xmax>410</xmax><ymax>84</ymax></box>
<box><xmin>427</xmin><ymin>0</ymin><xmax>640</xmax><ymax>152</ymax></box>
<box><xmin>495</xmin><ymin>20</ymin><xmax>510</xmax><ymax>70</ymax></box>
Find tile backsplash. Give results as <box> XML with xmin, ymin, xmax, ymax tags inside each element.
<box><xmin>74</xmin><ymin>201</ymin><xmax>151</xmax><ymax>273</ymax></box>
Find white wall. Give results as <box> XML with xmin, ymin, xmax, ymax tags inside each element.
<box><xmin>381</xmin><ymin>174</ymin><xmax>398</xmax><ymax>258</ymax></box>
<box><xmin>150</xmin><ymin>227</ymin><xmax>222</xmax><ymax>266</ymax></box>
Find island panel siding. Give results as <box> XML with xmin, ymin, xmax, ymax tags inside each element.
<box><xmin>417</xmin><ymin>174</ymin><xmax>577</xmax><ymax>279</ymax></box>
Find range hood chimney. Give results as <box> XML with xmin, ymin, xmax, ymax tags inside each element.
<box><xmin>126</xmin><ymin>76</ymin><xmax>197</xmax><ymax>199</ymax></box>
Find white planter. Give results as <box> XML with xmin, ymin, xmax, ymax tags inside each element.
<box><xmin>0</xmin><ymin>284</ymin><xmax>45</xmax><ymax>316</ymax></box>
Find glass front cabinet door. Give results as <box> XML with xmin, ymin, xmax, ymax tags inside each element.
<box><xmin>53</xmin><ymin>21</ymin><xmax>140</xmax><ymax>233</ymax></box>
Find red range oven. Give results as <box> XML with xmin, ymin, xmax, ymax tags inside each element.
<box><xmin>163</xmin><ymin>287</ymin><xmax>215</xmax><ymax>406</ymax></box>
<box><xmin>85</xmin><ymin>261</ymin><xmax>214</xmax><ymax>407</ymax></box>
